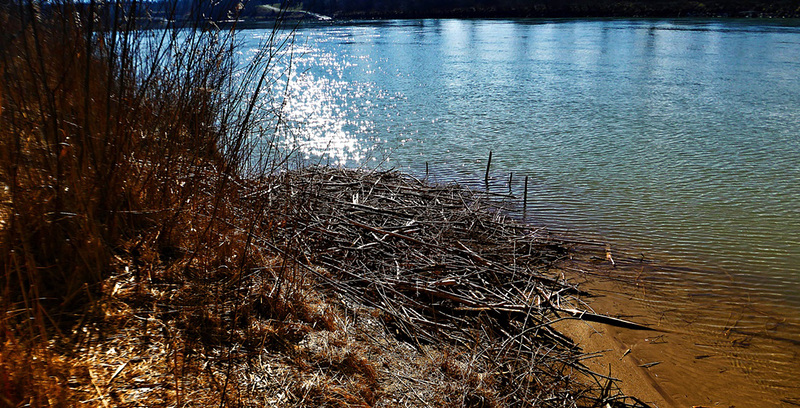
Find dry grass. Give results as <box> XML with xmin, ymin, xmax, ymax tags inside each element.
<box><xmin>0</xmin><ymin>0</ymin><xmax>290</xmax><ymax>405</ymax></box>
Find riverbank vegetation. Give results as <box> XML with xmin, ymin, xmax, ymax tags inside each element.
<box><xmin>138</xmin><ymin>0</ymin><xmax>800</xmax><ymax>20</ymax></box>
<box><xmin>303</xmin><ymin>0</ymin><xmax>800</xmax><ymax>18</ymax></box>
<box><xmin>62</xmin><ymin>0</ymin><xmax>800</xmax><ymax>23</ymax></box>
<box><xmin>1</xmin><ymin>1</ymin><xmax>653</xmax><ymax>406</ymax></box>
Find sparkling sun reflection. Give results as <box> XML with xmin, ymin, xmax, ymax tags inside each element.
<box><xmin>280</xmin><ymin>71</ymin><xmax>373</xmax><ymax>165</ymax></box>
<box><xmin>267</xmin><ymin>33</ymin><xmax>389</xmax><ymax>167</ymax></box>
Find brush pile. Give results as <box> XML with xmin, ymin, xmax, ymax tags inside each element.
<box><xmin>258</xmin><ymin>166</ymin><xmax>651</xmax><ymax>407</ymax></box>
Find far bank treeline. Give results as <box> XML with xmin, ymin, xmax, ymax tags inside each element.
<box><xmin>303</xmin><ymin>0</ymin><xmax>800</xmax><ymax>18</ymax></box>
<box><xmin>301</xmin><ymin>0</ymin><xmax>800</xmax><ymax>18</ymax></box>
<box><xmin>217</xmin><ymin>0</ymin><xmax>800</xmax><ymax>20</ymax></box>
<box><xmin>51</xmin><ymin>0</ymin><xmax>800</xmax><ymax>21</ymax></box>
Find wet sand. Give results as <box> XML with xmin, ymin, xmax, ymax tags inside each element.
<box><xmin>555</xmin><ymin>246</ymin><xmax>800</xmax><ymax>408</ymax></box>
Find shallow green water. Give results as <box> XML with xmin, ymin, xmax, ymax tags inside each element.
<box><xmin>245</xmin><ymin>19</ymin><xmax>800</xmax><ymax>307</ymax></box>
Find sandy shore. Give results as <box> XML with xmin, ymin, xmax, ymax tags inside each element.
<box><xmin>553</xmin><ymin>249</ymin><xmax>800</xmax><ymax>408</ymax></box>
<box><xmin>553</xmin><ymin>319</ymin><xmax>676</xmax><ymax>407</ymax></box>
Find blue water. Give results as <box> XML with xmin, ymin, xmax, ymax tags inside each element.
<box><xmin>240</xmin><ymin>19</ymin><xmax>800</xmax><ymax>401</ymax></box>
<box><xmin>251</xmin><ymin>19</ymin><xmax>800</xmax><ymax>308</ymax></box>
<box><xmin>249</xmin><ymin>19</ymin><xmax>800</xmax><ymax>294</ymax></box>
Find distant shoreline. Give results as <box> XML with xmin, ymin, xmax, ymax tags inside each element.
<box><xmin>39</xmin><ymin>1</ymin><xmax>800</xmax><ymax>27</ymax></box>
<box><xmin>303</xmin><ymin>1</ymin><xmax>800</xmax><ymax>21</ymax></box>
<box><xmin>324</xmin><ymin>10</ymin><xmax>800</xmax><ymax>21</ymax></box>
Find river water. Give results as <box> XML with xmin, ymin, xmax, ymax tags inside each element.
<box><xmin>243</xmin><ymin>19</ymin><xmax>800</xmax><ymax>404</ymax></box>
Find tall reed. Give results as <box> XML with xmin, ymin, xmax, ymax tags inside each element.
<box><xmin>0</xmin><ymin>0</ymin><xmax>296</xmax><ymax>403</ymax></box>
<box><xmin>1</xmin><ymin>0</ymin><xmax>291</xmax><ymax>316</ymax></box>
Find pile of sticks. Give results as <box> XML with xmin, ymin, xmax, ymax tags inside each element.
<box><xmin>264</xmin><ymin>166</ymin><xmax>650</xmax><ymax>406</ymax></box>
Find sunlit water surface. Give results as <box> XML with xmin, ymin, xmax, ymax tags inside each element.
<box><xmin>242</xmin><ymin>19</ymin><xmax>800</xmax><ymax>403</ymax></box>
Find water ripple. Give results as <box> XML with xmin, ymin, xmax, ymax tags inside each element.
<box><xmin>243</xmin><ymin>19</ymin><xmax>800</xmax><ymax>401</ymax></box>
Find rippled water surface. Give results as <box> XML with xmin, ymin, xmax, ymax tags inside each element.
<box><xmin>243</xmin><ymin>19</ymin><xmax>800</xmax><ymax>401</ymax></box>
<box><xmin>253</xmin><ymin>18</ymin><xmax>800</xmax><ymax>302</ymax></box>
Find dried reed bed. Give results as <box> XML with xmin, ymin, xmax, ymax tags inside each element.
<box><xmin>0</xmin><ymin>1</ymin><xmax>292</xmax><ymax>404</ymax></box>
